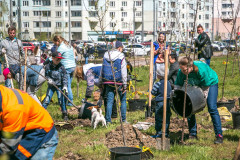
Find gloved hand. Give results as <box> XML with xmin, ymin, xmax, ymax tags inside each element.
<box><xmin>81</xmin><ymin>98</ymin><xmax>87</xmax><ymax>103</ymax></box>
<box><xmin>1</xmin><ymin>48</ymin><xmax>6</xmax><ymax>54</ymax></box>
<box><xmin>97</xmin><ymin>98</ymin><xmax>102</xmax><ymax>107</ymax></box>
<box><xmin>48</xmin><ymin>78</ymin><xmax>54</xmax><ymax>85</ymax></box>
<box><xmin>63</xmin><ymin>86</ymin><xmax>68</xmax><ymax>94</ymax></box>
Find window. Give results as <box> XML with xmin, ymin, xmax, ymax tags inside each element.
<box><xmin>23</xmin><ymin>11</ymin><xmax>29</xmax><ymax>16</ymax></box>
<box><xmin>65</xmin><ymin>22</ymin><xmax>68</xmax><ymax>27</ymax></box>
<box><xmin>182</xmin><ymin>4</ymin><xmax>184</xmax><ymax>9</ymax></box>
<box><xmin>12</xmin><ymin>1</ymin><xmax>16</xmax><ymax>6</ymax></box>
<box><xmin>189</xmin><ymin>4</ymin><xmax>193</xmax><ymax>9</ymax></box>
<box><xmin>33</xmin><ymin>21</ymin><xmax>40</xmax><ymax>27</ymax></box>
<box><xmin>199</xmin><ymin>15</ymin><xmax>201</xmax><ymax>19</ymax></box>
<box><xmin>171</xmin><ymin>12</ymin><xmax>176</xmax><ymax>18</ymax></box>
<box><xmin>33</xmin><ymin>0</ymin><xmax>41</xmax><ymax>6</ymax></box>
<box><xmin>134</xmin><ymin>1</ymin><xmax>142</xmax><ymax>7</ymax></box>
<box><xmin>23</xmin><ymin>22</ymin><xmax>29</xmax><ymax>28</ymax></box>
<box><xmin>135</xmin><ymin>11</ymin><xmax>142</xmax><ymax>17</ymax></box>
<box><xmin>56</xmin><ymin>11</ymin><xmax>61</xmax><ymax>17</ymax></box>
<box><xmin>205</xmin><ymin>14</ymin><xmax>209</xmax><ymax>20</ymax></box>
<box><xmin>205</xmin><ymin>23</ymin><xmax>209</xmax><ymax>29</ymax></box>
<box><xmin>171</xmin><ymin>22</ymin><xmax>175</xmax><ymax>28</ymax></box>
<box><xmin>23</xmin><ymin>1</ymin><xmax>29</xmax><ymax>6</ymax></box>
<box><xmin>89</xmin><ymin>0</ymin><xmax>96</xmax><ymax>6</ymax></box>
<box><xmin>158</xmin><ymin>11</ymin><xmax>161</xmax><ymax>17</ymax></box>
<box><xmin>122</xmin><ymin>22</ymin><xmax>128</xmax><ymax>28</ymax></box>
<box><xmin>110</xmin><ymin>22</ymin><xmax>116</xmax><ymax>28</ymax></box>
<box><xmin>189</xmin><ymin>22</ymin><xmax>193</xmax><ymax>27</ymax></box>
<box><xmin>65</xmin><ymin>1</ymin><xmax>67</xmax><ymax>6</ymax></box>
<box><xmin>42</xmin><ymin>11</ymin><xmax>51</xmax><ymax>17</ymax></box>
<box><xmin>42</xmin><ymin>21</ymin><xmax>51</xmax><ymax>27</ymax></box>
<box><xmin>43</xmin><ymin>0</ymin><xmax>51</xmax><ymax>6</ymax></box>
<box><xmin>71</xmin><ymin>11</ymin><xmax>81</xmax><ymax>17</ymax></box>
<box><xmin>55</xmin><ymin>0</ymin><xmax>61</xmax><ymax>6</ymax></box>
<box><xmin>158</xmin><ymin>1</ymin><xmax>161</xmax><ymax>8</ymax></box>
<box><xmin>0</xmin><ymin>12</ymin><xmax>2</xmax><ymax>17</ymax></box>
<box><xmin>56</xmin><ymin>22</ymin><xmax>62</xmax><ymax>28</ymax></box>
<box><xmin>65</xmin><ymin>12</ymin><xmax>68</xmax><ymax>16</ymax></box>
<box><xmin>110</xmin><ymin>12</ymin><xmax>115</xmax><ymax>18</ymax></box>
<box><xmin>182</xmin><ymin>14</ymin><xmax>184</xmax><ymax>18</ymax></box>
<box><xmin>189</xmin><ymin>13</ymin><xmax>194</xmax><ymax>19</ymax></box>
<box><xmin>33</xmin><ymin>11</ymin><xmax>41</xmax><ymax>16</ymax></box>
<box><xmin>71</xmin><ymin>0</ymin><xmax>81</xmax><ymax>6</ymax></box>
<box><xmin>89</xmin><ymin>11</ymin><xmax>98</xmax><ymax>17</ymax></box>
<box><xmin>110</xmin><ymin>1</ymin><xmax>115</xmax><ymax>7</ymax></box>
<box><xmin>206</xmin><ymin>6</ymin><xmax>209</xmax><ymax>11</ymax></box>
<box><xmin>122</xmin><ymin>1</ymin><xmax>127</xmax><ymax>6</ymax></box>
<box><xmin>71</xmin><ymin>21</ymin><xmax>81</xmax><ymax>27</ymax></box>
<box><xmin>182</xmin><ymin>23</ymin><xmax>184</xmax><ymax>28</ymax></box>
<box><xmin>122</xmin><ymin>12</ymin><xmax>127</xmax><ymax>17</ymax></box>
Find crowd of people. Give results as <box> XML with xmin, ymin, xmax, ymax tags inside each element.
<box><xmin>0</xmin><ymin>24</ymin><xmax>222</xmax><ymax>159</ymax></box>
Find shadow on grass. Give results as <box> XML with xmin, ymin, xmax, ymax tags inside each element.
<box><xmin>224</xmin><ymin>134</ymin><xmax>239</xmax><ymax>142</ymax></box>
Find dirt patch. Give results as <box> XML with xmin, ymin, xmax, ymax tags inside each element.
<box><xmin>105</xmin><ymin>124</ymin><xmax>156</xmax><ymax>148</ymax></box>
<box><xmin>145</xmin><ymin>117</ymin><xmax>155</xmax><ymax>123</ymax></box>
<box><xmin>68</xmin><ymin>107</ymin><xmax>79</xmax><ymax>115</ymax></box>
<box><xmin>56</xmin><ymin>152</ymin><xmax>86</xmax><ymax>160</ymax></box>
<box><xmin>69</xmin><ymin>119</ymin><xmax>91</xmax><ymax>127</ymax></box>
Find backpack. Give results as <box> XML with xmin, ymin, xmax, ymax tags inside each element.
<box><xmin>102</xmin><ymin>58</ymin><xmax>122</xmax><ymax>82</ymax></box>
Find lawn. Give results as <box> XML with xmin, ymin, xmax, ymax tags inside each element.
<box><xmin>28</xmin><ymin>55</ymin><xmax>240</xmax><ymax>159</ymax></box>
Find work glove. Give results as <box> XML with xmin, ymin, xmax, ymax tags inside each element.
<box><xmin>47</xmin><ymin>78</ymin><xmax>54</xmax><ymax>85</ymax></box>
<box><xmin>1</xmin><ymin>48</ymin><xmax>6</xmax><ymax>54</ymax></box>
<box><xmin>81</xmin><ymin>98</ymin><xmax>87</xmax><ymax>103</ymax></box>
<box><xmin>63</xmin><ymin>86</ymin><xmax>68</xmax><ymax>94</ymax></box>
<box><xmin>97</xmin><ymin>98</ymin><xmax>103</xmax><ymax>107</ymax></box>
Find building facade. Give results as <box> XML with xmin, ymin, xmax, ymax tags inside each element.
<box><xmin>0</xmin><ymin>0</ymin><xmax>213</xmax><ymax>42</ymax></box>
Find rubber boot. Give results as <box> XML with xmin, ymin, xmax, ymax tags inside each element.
<box><xmin>62</xmin><ymin>111</ymin><xmax>69</xmax><ymax>121</ymax></box>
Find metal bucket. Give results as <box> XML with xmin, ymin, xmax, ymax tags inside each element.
<box><xmin>171</xmin><ymin>86</ymin><xmax>206</xmax><ymax>117</ymax></box>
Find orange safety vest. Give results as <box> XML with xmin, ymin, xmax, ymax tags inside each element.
<box><xmin>0</xmin><ymin>85</ymin><xmax>55</xmax><ymax>159</ymax></box>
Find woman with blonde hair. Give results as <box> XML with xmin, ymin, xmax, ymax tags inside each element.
<box><xmin>53</xmin><ymin>35</ymin><xmax>76</xmax><ymax>105</ymax></box>
<box><xmin>33</xmin><ymin>45</ymin><xmax>42</xmax><ymax>65</ymax></box>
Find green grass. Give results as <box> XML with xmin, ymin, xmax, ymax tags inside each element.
<box><xmin>22</xmin><ymin>55</ymin><xmax>240</xmax><ymax>159</ymax></box>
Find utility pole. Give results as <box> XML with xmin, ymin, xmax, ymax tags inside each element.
<box><xmin>212</xmin><ymin>0</ymin><xmax>214</xmax><ymax>40</ymax></box>
<box><xmin>10</xmin><ymin>0</ymin><xmax>13</xmax><ymax>26</ymax></box>
<box><xmin>153</xmin><ymin>0</ymin><xmax>156</xmax><ymax>41</ymax></box>
<box><xmin>141</xmin><ymin>0</ymin><xmax>144</xmax><ymax>42</ymax></box>
<box><xmin>47</xmin><ymin>11</ymin><xmax>49</xmax><ymax>42</ymax></box>
<box><xmin>133</xmin><ymin>1</ymin><xmax>135</xmax><ymax>43</ymax></box>
<box><xmin>17</xmin><ymin>0</ymin><xmax>21</xmax><ymax>39</ymax></box>
<box><xmin>156</xmin><ymin>2</ymin><xmax>158</xmax><ymax>35</ymax></box>
<box><xmin>68</xmin><ymin>0</ymin><xmax>71</xmax><ymax>43</ymax></box>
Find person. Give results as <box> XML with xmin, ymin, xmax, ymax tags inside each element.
<box><xmin>195</xmin><ymin>24</ymin><xmax>213</xmax><ymax>66</ymax></box>
<box><xmin>72</xmin><ymin>42</ymin><xmax>81</xmax><ymax>63</ymax></box>
<box><xmin>0</xmin><ymin>26</ymin><xmax>29</xmax><ymax>88</ymax></box>
<box><xmin>53</xmin><ymin>36</ymin><xmax>76</xmax><ymax>106</ymax></box>
<box><xmin>42</xmin><ymin>52</ymin><xmax>68</xmax><ymax>120</ymax></box>
<box><xmin>153</xmin><ymin>32</ymin><xmax>169</xmax><ymax>83</ymax></box>
<box><xmin>33</xmin><ymin>45</ymin><xmax>42</xmax><ymax>65</ymax></box>
<box><xmin>0</xmin><ymin>85</ymin><xmax>58</xmax><ymax>159</ymax></box>
<box><xmin>175</xmin><ymin>57</ymin><xmax>223</xmax><ymax>144</ymax></box>
<box><xmin>175</xmin><ymin>41</ymin><xmax>180</xmax><ymax>56</ymax></box>
<box><xmin>100</xmin><ymin>41</ymin><xmax>127</xmax><ymax>124</ymax></box>
<box><xmin>82</xmin><ymin>41</ymin><xmax>89</xmax><ymax>64</ymax></box>
<box><xmin>151</xmin><ymin>65</ymin><xmax>172</xmax><ymax>138</ymax></box>
<box><xmin>168</xmin><ymin>53</ymin><xmax>179</xmax><ymax>89</ymax></box>
<box><xmin>4</xmin><ymin>64</ymin><xmax>46</xmax><ymax>104</ymax></box>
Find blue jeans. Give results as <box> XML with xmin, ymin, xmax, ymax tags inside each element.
<box><xmin>153</xmin><ymin>63</ymin><xmax>156</xmax><ymax>84</ymax></box>
<box><xmin>42</xmin><ymin>85</ymin><xmax>67</xmax><ymax>112</ymax></box>
<box><xmin>105</xmin><ymin>85</ymin><xmax>126</xmax><ymax>123</ymax></box>
<box><xmin>0</xmin><ymin>62</ymin><xmax>2</xmax><ymax>75</ymax></box>
<box><xmin>66</xmin><ymin>67</ymin><xmax>75</xmax><ymax>105</ymax></box>
<box><xmin>85</xmin><ymin>57</ymin><xmax>89</xmax><ymax>64</ymax></box>
<box><xmin>188</xmin><ymin>83</ymin><xmax>222</xmax><ymax>136</ymax></box>
<box><xmin>155</xmin><ymin>100</ymin><xmax>171</xmax><ymax>136</ymax></box>
<box><xmin>5</xmin><ymin>78</ymin><xmax>12</xmax><ymax>88</ymax></box>
<box><xmin>205</xmin><ymin>58</ymin><xmax>211</xmax><ymax>66</ymax></box>
<box><xmin>31</xmin><ymin>129</ymin><xmax>59</xmax><ymax>160</ymax></box>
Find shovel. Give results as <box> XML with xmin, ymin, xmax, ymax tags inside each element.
<box><xmin>156</xmin><ymin>41</ymin><xmax>170</xmax><ymax>151</ymax></box>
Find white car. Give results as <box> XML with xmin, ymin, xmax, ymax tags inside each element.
<box><xmin>123</xmin><ymin>44</ymin><xmax>150</xmax><ymax>56</ymax></box>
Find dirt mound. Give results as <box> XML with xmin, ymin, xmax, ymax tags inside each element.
<box><xmin>56</xmin><ymin>152</ymin><xmax>85</xmax><ymax>160</ymax></box>
<box><xmin>69</xmin><ymin>119</ymin><xmax>91</xmax><ymax>127</ymax></box>
<box><xmin>68</xmin><ymin>107</ymin><xmax>79</xmax><ymax>115</ymax></box>
<box><xmin>105</xmin><ymin>124</ymin><xmax>156</xmax><ymax>148</ymax></box>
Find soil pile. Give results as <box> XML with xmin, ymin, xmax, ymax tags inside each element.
<box><xmin>69</xmin><ymin>119</ymin><xmax>91</xmax><ymax>127</ymax></box>
<box><xmin>105</xmin><ymin>124</ymin><xmax>156</xmax><ymax>148</ymax></box>
<box><xmin>56</xmin><ymin>152</ymin><xmax>85</xmax><ymax>160</ymax></box>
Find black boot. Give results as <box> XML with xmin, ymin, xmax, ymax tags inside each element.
<box><xmin>62</xmin><ymin>111</ymin><xmax>69</xmax><ymax>121</ymax></box>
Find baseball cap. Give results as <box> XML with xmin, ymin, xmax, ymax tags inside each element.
<box><xmin>52</xmin><ymin>52</ymin><xmax>64</xmax><ymax>59</ymax></box>
<box><xmin>114</xmin><ymin>41</ymin><xmax>123</xmax><ymax>49</ymax></box>
<box><xmin>3</xmin><ymin>68</ymin><xmax>10</xmax><ymax>80</ymax></box>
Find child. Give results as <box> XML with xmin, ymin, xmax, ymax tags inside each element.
<box><xmin>4</xmin><ymin>64</ymin><xmax>46</xmax><ymax>105</ymax></box>
<box><xmin>151</xmin><ymin>65</ymin><xmax>172</xmax><ymax>138</ymax></box>
<box><xmin>168</xmin><ymin>53</ymin><xmax>179</xmax><ymax>89</ymax></box>
<box><xmin>42</xmin><ymin>52</ymin><xmax>68</xmax><ymax>120</ymax></box>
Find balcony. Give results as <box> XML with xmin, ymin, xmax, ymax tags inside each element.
<box><xmin>222</xmin><ymin>0</ymin><xmax>232</xmax><ymax>4</ymax></box>
<box><xmin>221</xmin><ymin>15</ymin><xmax>233</xmax><ymax>22</ymax></box>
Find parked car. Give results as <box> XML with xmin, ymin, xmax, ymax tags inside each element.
<box><xmin>75</xmin><ymin>40</ymin><xmax>94</xmax><ymax>47</ymax></box>
<box><xmin>88</xmin><ymin>44</ymin><xmax>112</xmax><ymax>59</ymax></box>
<box><xmin>123</xmin><ymin>44</ymin><xmax>150</xmax><ymax>57</ymax></box>
<box><xmin>211</xmin><ymin>42</ymin><xmax>221</xmax><ymax>51</ymax></box>
<box><xmin>22</xmin><ymin>42</ymin><xmax>35</xmax><ymax>55</ymax></box>
<box><xmin>214</xmin><ymin>41</ymin><xmax>226</xmax><ymax>51</ymax></box>
<box><xmin>222</xmin><ymin>40</ymin><xmax>237</xmax><ymax>51</ymax></box>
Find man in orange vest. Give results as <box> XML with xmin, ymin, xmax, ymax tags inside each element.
<box><xmin>0</xmin><ymin>85</ymin><xmax>58</xmax><ymax>160</ymax></box>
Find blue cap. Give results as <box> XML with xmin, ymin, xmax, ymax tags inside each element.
<box><xmin>114</xmin><ymin>41</ymin><xmax>123</xmax><ymax>48</ymax></box>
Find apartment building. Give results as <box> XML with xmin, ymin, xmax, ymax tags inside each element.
<box><xmin>213</xmin><ymin>0</ymin><xmax>240</xmax><ymax>40</ymax></box>
<box><xmin>0</xmin><ymin>0</ymin><xmax>213</xmax><ymax>42</ymax></box>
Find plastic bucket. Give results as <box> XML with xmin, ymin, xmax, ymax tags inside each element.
<box><xmin>128</xmin><ymin>99</ymin><xmax>147</xmax><ymax>111</ymax></box>
<box><xmin>217</xmin><ymin>100</ymin><xmax>235</xmax><ymax>111</ymax></box>
<box><xmin>110</xmin><ymin>147</ymin><xmax>141</xmax><ymax>160</ymax></box>
<box><xmin>231</xmin><ymin>112</ymin><xmax>240</xmax><ymax>129</ymax></box>
<box><xmin>171</xmin><ymin>86</ymin><xmax>206</xmax><ymax>117</ymax></box>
